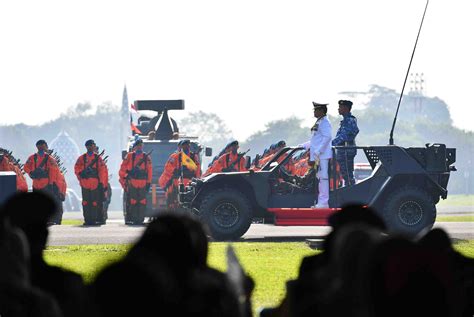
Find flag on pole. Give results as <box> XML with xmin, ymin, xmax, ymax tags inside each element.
<box><xmin>181</xmin><ymin>152</ymin><xmax>197</xmax><ymax>171</ymax></box>
<box><xmin>130</xmin><ymin>103</ymin><xmax>141</xmax><ymax>134</ymax></box>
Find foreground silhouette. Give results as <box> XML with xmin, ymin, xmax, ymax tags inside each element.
<box><xmin>0</xmin><ymin>192</ymin><xmax>93</xmax><ymax>317</ymax></box>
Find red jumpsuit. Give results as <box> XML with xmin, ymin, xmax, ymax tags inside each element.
<box><xmin>119</xmin><ymin>151</ymin><xmax>152</xmax><ymax>223</ymax></box>
<box><xmin>208</xmin><ymin>151</ymin><xmax>247</xmax><ymax>174</ymax></box>
<box><xmin>24</xmin><ymin>153</ymin><xmax>60</xmax><ymax>191</ymax></box>
<box><xmin>24</xmin><ymin>152</ymin><xmax>64</xmax><ymax>224</ymax></box>
<box><xmin>0</xmin><ymin>156</ymin><xmax>28</xmax><ymax>192</ymax></box>
<box><xmin>75</xmin><ymin>153</ymin><xmax>109</xmax><ymax>224</ymax></box>
<box><xmin>159</xmin><ymin>151</ymin><xmax>200</xmax><ymax>210</ymax></box>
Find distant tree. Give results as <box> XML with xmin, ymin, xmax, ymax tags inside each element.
<box><xmin>177</xmin><ymin>111</ymin><xmax>234</xmax><ymax>167</ymax></box>
<box><xmin>178</xmin><ymin>111</ymin><xmax>232</xmax><ymax>144</ymax></box>
<box><xmin>241</xmin><ymin>116</ymin><xmax>312</xmax><ymax>156</ymax></box>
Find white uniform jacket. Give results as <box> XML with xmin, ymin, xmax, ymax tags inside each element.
<box><xmin>301</xmin><ymin>115</ymin><xmax>333</xmax><ymax>160</ymax></box>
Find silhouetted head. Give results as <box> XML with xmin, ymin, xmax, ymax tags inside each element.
<box><xmin>128</xmin><ymin>212</ymin><xmax>208</xmax><ymax>272</ymax></box>
<box><xmin>0</xmin><ymin>191</ymin><xmax>58</xmax><ymax>258</ymax></box>
<box><xmin>328</xmin><ymin>204</ymin><xmax>386</xmax><ymax>231</ymax></box>
<box><xmin>324</xmin><ymin>205</ymin><xmax>386</xmax><ymax>255</ymax></box>
<box><xmin>368</xmin><ymin>237</ymin><xmax>454</xmax><ymax>317</ymax></box>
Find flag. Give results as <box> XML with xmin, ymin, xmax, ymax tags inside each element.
<box><xmin>181</xmin><ymin>152</ymin><xmax>197</xmax><ymax>171</ymax></box>
<box><xmin>130</xmin><ymin>103</ymin><xmax>141</xmax><ymax>134</ymax></box>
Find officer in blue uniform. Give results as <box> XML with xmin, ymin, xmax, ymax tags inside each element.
<box><xmin>332</xmin><ymin>100</ymin><xmax>359</xmax><ymax>186</ymax></box>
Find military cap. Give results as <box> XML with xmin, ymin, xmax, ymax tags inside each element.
<box><xmin>338</xmin><ymin>100</ymin><xmax>353</xmax><ymax>107</ymax></box>
<box><xmin>227</xmin><ymin>140</ymin><xmax>239</xmax><ymax>148</ymax></box>
<box><xmin>277</xmin><ymin>140</ymin><xmax>286</xmax><ymax>147</ymax></box>
<box><xmin>312</xmin><ymin>102</ymin><xmax>328</xmax><ymax>109</ymax></box>
<box><xmin>178</xmin><ymin>139</ymin><xmax>190</xmax><ymax>146</ymax></box>
<box><xmin>85</xmin><ymin>139</ymin><xmax>95</xmax><ymax>146</ymax></box>
<box><xmin>133</xmin><ymin>138</ymin><xmax>143</xmax><ymax>147</ymax></box>
<box><xmin>35</xmin><ymin>139</ymin><xmax>47</xmax><ymax>146</ymax></box>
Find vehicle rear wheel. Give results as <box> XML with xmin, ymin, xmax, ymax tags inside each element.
<box><xmin>382</xmin><ymin>186</ymin><xmax>436</xmax><ymax>236</ymax></box>
<box><xmin>200</xmin><ymin>188</ymin><xmax>252</xmax><ymax>241</ymax></box>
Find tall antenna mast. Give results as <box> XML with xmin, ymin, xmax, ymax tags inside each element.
<box><xmin>389</xmin><ymin>0</ymin><xmax>429</xmax><ymax>145</ymax></box>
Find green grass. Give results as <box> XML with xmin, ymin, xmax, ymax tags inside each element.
<box><xmin>44</xmin><ymin>242</ymin><xmax>316</xmax><ymax>309</ymax></box>
<box><xmin>438</xmin><ymin>194</ymin><xmax>474</xmax><ymax>207</ymax></box>
<box><xmin>44</xmin><ymin>240</ymin><xmax>474</xmax><ymax>310</ymax></box>
<box><xmin>436</xmin><ymin>215</ymin><xmax>474</xmax><ymax>222</ymax></box>
<box><xmin>60</xmin><ymin>219</ymin><xmax>84</xmax><ymax>226</ymax></box>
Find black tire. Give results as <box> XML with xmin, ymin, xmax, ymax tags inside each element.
<box><xmin>381</xmin><ymin>186</ymin><xmax>436</xmax><ymax>236</ymax></box>
<box><xmin>200</xmin><ymin>188</ymin><xmax>252</xmax><ymax>241</ymax></box>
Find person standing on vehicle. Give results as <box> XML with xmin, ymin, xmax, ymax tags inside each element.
<box><xmin>300</xmin><ymin>102</ymin><xmax>333</xmax><ymax>208</ymax></box>
<box><xmin>332</xmin><ymin>100</ymin><xmax>359</xmax><ymax>186</ymax></box>
<box><xmin>24</xmin><ymin>140</ymin><xmax>63</xmax><ymax>224</ymax></box>
<box><xmin>74</xmin><ymin>139</ymin><xmax>108</xmax><ymax>225</ymax></box>
<box><xmin>159</xmin><ymin>139</ymin><xmax>200</xmax><ymax>210</ymax></box>
<box><xmin>119</xmin><ymin>139</ymin><xmax>152</xmax><ymax>224</ymax></box>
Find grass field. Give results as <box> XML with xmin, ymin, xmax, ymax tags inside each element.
<box><xmin>436</xmin><ymin>214</ymin><xmax>474</xmax><ymax>222</ymax></box>
<box><xmin>44</xmin><ymin>240</ymin><xmax>474</xmax><ymax>310</ymax></box>
<box><xmin>61</xmin><ymin>219</ymin><xmax>83</xmax><ymax>226</ymax></box>
<box><xmin>438</xmin><ymin>194</ymin><xmax>474</xmax><ymax>207</ymax></box>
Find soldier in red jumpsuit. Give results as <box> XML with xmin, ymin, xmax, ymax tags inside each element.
<box><xmin>207</xmin><ymin>140</ymin><xmax>247</xmax><ymax>174</ymax></box>
<box><xmin>74</xmin><ymin>139</ymin><xmax>109</xmax><ymax>225</ymax></box>
<box><xmin>24</xmin><ymin>140</ymin><xmax>64</xmax><ymax>224</ymax></box>
<box><xmin>119</xmin><ymin>139</ymin><xmax>152</xmax><ymax>225</ymax></box>
<box><xmin>159</xmin><ymin>140</ymin><xmax>201</xmax><ymax>210</ymax></box>
<box><xmin>0</xmin><ymin>153</ymin><xmax>28</xmax><ymax>192</ymax></box>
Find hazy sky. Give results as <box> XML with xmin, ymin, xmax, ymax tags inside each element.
<box><xmin>1</xmin><ymin>0</ymin><xmax>472</xmax><ymax>140</ymax></box>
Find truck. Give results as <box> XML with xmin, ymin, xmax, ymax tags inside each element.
<box><xmin>179</xmin><ymin>144</ymin><xmax>456</xmax><ymax>240</ymax></box>
<box><xmin>122</xmin><ymin>100</ymin><xmax>212</xmax><ymax>224</ymax></box>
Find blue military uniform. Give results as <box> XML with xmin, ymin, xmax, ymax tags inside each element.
<box><xmin>332</xmin><ymin>100</ymin><xmax>359</xmax><ymax>186</ymax></box>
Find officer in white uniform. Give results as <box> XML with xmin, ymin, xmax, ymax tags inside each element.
<box><xmin>300</xmin><ymin>102</ymin><xmax>333</xmax><ymax>208</ymax></box>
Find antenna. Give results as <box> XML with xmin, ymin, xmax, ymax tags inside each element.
<box><xmin>389</xmin><ymin>0</ymin><xmax>429</xmax><ymax>145</ymax></box>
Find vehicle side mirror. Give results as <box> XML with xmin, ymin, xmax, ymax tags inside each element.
<box><xmin>205</xmin><ymin>147</ymin><xmax>213</xmax><ymax>157</ymax></box>
<box><xmin>245</xmin><ymin>156</ymin><xmax>251</xmax><ymax>170</ymax></box>
<box><xmin>122</xmin><ymin>150</ymin><xmax>128</xmax><ymax>160</ymax></box>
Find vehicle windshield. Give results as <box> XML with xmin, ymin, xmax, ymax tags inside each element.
<box><xmin>261</xmin><ymin>147</ymin><xmax>307</xmax><ymax>171</ymax></box>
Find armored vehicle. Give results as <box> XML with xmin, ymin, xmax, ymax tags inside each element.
<box><xmin>179</xmin><ymin>144</ymin><xmax>456</xmax><ymax>240</ymax></box>
<box><xmin>122</xmin><ymin>100</ymin><xmax>212</xmax><ymax>223</ymax></box>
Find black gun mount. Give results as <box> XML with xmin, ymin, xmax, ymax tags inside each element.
<box><xmin>134</xmin><ymin>100</ymin><xmax>184</xmax><ymax>140</ymax></box>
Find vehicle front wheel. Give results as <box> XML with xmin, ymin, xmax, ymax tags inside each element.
<box><xmin>382</xmin><ymin>186</ymin><xmax>436</xmax><ymax>236</ymax></box>
<box><xmin>200</xmin><ymin>188</ymin><xmax>252</xmax><ymax>241</ymax></box>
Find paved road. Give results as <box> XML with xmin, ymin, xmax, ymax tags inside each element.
<box><xmin>47</xmin><ymin>210</ymin><xmax>473</xmax><ymax>246</ymax></box>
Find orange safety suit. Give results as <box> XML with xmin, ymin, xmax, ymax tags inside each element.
<box><xmin>24</xmin><ymin>152</ymin><xmax>64</xmax><ymax>224</ymax></box>
<box><xmin>209</xmin><ymin>151</ymin><xmax>247</xmax><ymax>174</ymax></box>
<box><xmin>75</xmin><ymin>153</ymin><xmax>108</xmax><ymax>190</ymax></box>
<box><xmin>24</xmin><ymin>153</ymin><xmax>60</xmax><ymax>191</ymax></box>
<box><xmin>75</xmin><ymin>153</ymin><xmax>109</xmax><ymax>224</ymax></box>
<box><xmin>0</xmin><ymin>156</ymin><xmax>28</xmax><ymax>192</ymax></box>
<box><xmin>159</xmin><ymin>151</ymin><xmax>200</xmax><ymax>210</ymax></box>
<box><xmin>119</xmin><ymin>151</ymin><xmax>152</xmax><ymax>222</ymax></box>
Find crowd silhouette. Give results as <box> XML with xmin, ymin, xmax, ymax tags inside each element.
<box><xmin>0</xmin><ymin>192</ymin><xmax>473</xmax><ymax>317</ymax></box>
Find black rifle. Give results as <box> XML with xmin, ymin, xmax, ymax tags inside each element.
<box><xmin>30</xmin><ymin>153</ymin><xmax>50</xmax><ymax>179</ymax></box>
<box><xmin>222</xmin><ymin>149</ymin><xmax>250</xmax><ymax>172</ymax></box>
<box><xmin>80</xmin><ymin>150</ymin><xmax>105</xmax><ymax>179</ymax></box>
<box><xmin>127</xmin><ymin>150</ymin><xmax>153</xmax><ymax>180</ymax></box>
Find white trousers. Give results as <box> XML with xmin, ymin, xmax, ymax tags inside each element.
<box><xmin>316</xmin><ymin>159</ymin><xmax>329</xmax><ymax>206</ymax></box>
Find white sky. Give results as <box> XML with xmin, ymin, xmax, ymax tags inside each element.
<box><xmin>0</xmin><ymin>0</ymin><xmax>472</xmax><ymax>140</ymax></box>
